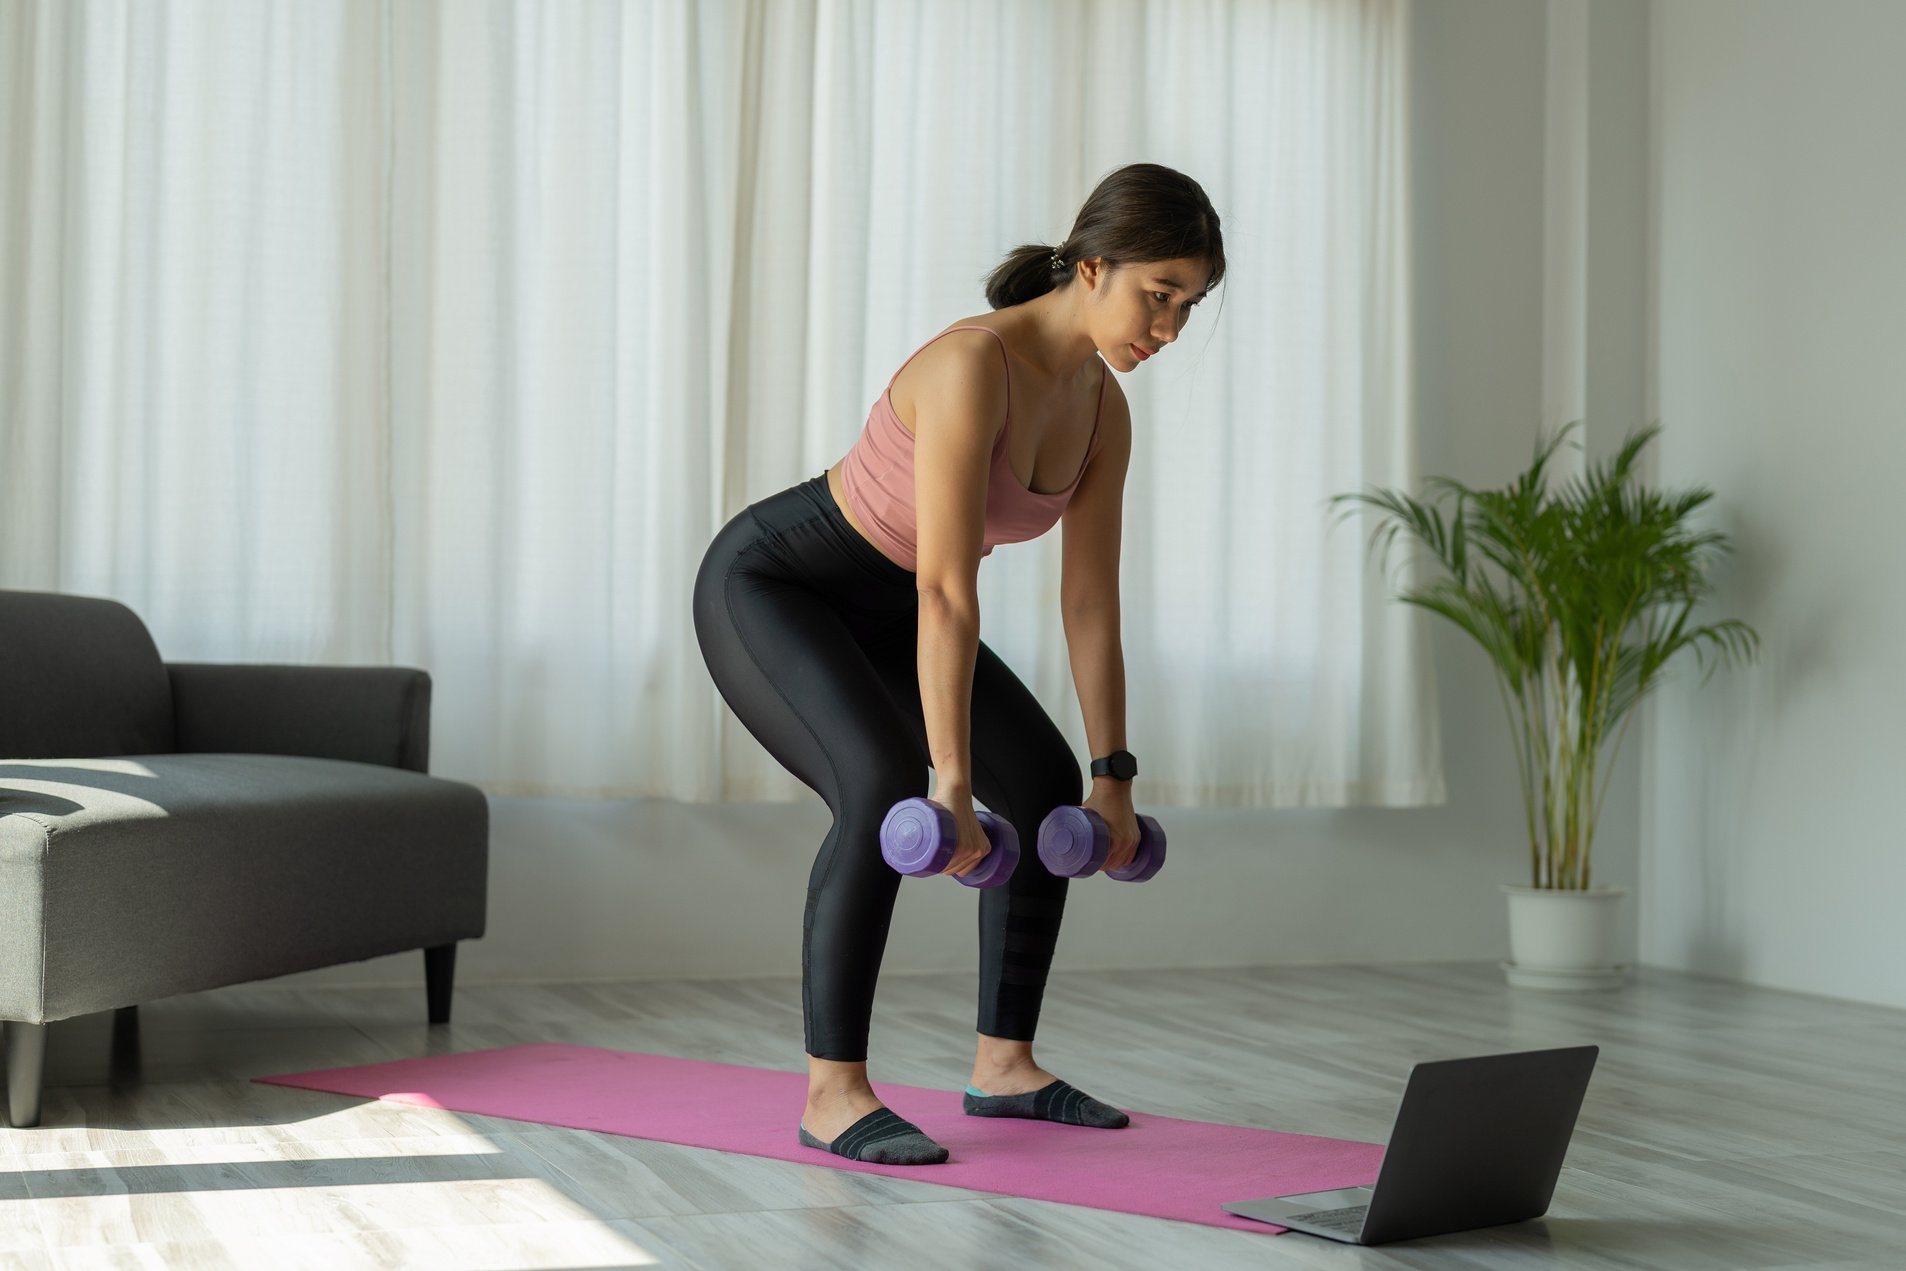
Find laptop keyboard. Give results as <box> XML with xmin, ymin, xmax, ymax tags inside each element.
<box><xmin>1290</xmin><ymin>1204</ymin><xmax>1368</xmax><ymax>1232</ymax></box>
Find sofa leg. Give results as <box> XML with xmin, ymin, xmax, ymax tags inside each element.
<box><xmin>5</xmin><ymin>1021</ymin><xmax>46</xmax><ymax>1128</ymax></box>
<box><xmin>424</xmin><ymin>943</ymin><xmax>457</xmax><ymax>1025</ymax></box>
<box><xmin>111</xmin><ymin>1005</ymin><xmax>141</xmax><ymax>1075</ymax></box>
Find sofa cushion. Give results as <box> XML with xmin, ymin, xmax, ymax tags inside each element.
<box><xmin>0</xmin><ymin>591</ymin><xmax>176</xmax><ymax>759</ymax></box>
<box><xmin>0</xmin><ymin>754</ymin><xmax>489</xmax><ymax>1023</ymax></box>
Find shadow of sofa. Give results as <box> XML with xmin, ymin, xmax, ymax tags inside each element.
<box><xmin>0</xmin><ymin>588</ymin><xmax>489</xmax><ymax>1128</ymax></box>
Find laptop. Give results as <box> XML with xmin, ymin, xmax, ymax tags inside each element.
<box><xmin>1222</xmin><ymin>1044</ymin><xmax>1598</xmax><ymax>1245</ymax></box>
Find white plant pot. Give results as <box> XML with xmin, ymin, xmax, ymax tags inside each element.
<box><xmin>1499</xmin><ymin>884</ymin><xmax>1629</xmax><ymax>991</ymax></box>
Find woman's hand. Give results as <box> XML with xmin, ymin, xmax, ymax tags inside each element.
<box><xmin>930</xmin><ymin>790</ymin><xmax>994</xmax><ymax>878</ymax></box>
<box><xmin>1082</xmin><ymin>784</ymin><xmax>1141</xmax><ymax>874</ymax></box>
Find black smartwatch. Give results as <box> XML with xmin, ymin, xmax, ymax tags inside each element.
<box><xmin>1090</xmin><ymin>750</ymin><xmax>1138</xmax><ymax>781</ymax></box>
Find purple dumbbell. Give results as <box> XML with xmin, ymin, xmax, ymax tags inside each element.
<box><xmin>1035</xmin><ymin>806</ymin><xmax>1167</xmax><ymax>881</ymax></box>
<box><xmin>880</xmin><ymin>797</ymin><xmax>1020</xmax><ymax>888</ymax></box>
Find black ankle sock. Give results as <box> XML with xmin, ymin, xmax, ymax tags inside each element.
<box><xmin>963</xmin><ymin>1078</ymin><xmax>1130</xmax><ymax>1128</ymax></box>
<box><xmin>798</xmin><ymin>1107</ymin><xmax>949</xmax><ymax>1164</ymax></box>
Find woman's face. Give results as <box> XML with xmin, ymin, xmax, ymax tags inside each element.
<box><xmin>1090</xmin><ymin>255</ymin><xmax>1210</xmax><ymax>371</ymax></box>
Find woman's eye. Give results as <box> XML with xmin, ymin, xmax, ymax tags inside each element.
<box><xmin>1153</xmin><ymin>291</ymin><xmax>1170</xmax><ymax>303</ymax></box>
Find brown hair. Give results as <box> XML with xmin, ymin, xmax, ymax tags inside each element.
<box><xmin>983</xmin><ymin>163</ymin><xmax>1226</xmax><ymax>312</ymax></box>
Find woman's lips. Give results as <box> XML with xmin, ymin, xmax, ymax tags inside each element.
<box><xmin>1132</xmin><ymin>344</ymin><xmax>1153</xmax><ymax>361</ymax></box>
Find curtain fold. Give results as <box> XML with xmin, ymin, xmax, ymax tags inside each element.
<box><xmin>1</xmin><ymin>0</ymin><xmax>1443</xmax><ymax>810</ymax></box>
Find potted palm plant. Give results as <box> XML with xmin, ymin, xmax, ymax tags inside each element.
<box><xmin>1330</xmin><ymin>421</ymin><xmax>1759</xmax><ymax>990</ymax></box>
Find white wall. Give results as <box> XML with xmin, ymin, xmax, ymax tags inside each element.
<box><xmin>1643</xmin><ymin>0</ymin><xmax>1906</xmax><ymax>1009</ymax></box>
<box><xmin>280</xmin><ymin>1</ymin><xmax>1654</xmax><ymax>993</ymax></box>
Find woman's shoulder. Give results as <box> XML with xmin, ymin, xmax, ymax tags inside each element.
<box><xmin>925</xmin><ymin>316</ymin><xmax>1012</xmax><ymax>361</ymax></box>
<box><xmin>889</xmin><ymin>321</ymin><xmax>1012</xmax><ymax>431</ymax></box>
<box><xmin>900</xmin><ymin>316</ymin><xmax>1021</xmax><ymax>398</ymax></box>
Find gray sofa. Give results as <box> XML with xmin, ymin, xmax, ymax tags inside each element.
<box><xmin>0</xmin><ymin>588</ymin><xmax>489</xmax><ymax>1128</ymax></box>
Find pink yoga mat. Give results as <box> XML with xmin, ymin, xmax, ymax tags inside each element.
<box><xmin>254</xmin><ymin>1044</ymin><xmax>1385</xmax><ymax>1234</ymax></box>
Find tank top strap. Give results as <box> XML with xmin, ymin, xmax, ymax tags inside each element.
<box><xmin>1079</xmin><ymin>358</ymin><xmax>1108</xmax><ymax>464</ymax></box>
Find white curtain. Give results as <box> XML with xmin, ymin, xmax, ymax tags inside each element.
<box><xmin>1</xmin><ymin>0</ymin><xmax>1443</xmax><ymax>810</ymax></box>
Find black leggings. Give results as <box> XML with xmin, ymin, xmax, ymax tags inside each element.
<box><xmin>692</xmin><ymin>473</ymin><xmax>1079</xmax><ymax>1062</ymax></box>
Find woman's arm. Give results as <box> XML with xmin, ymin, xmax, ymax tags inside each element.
<box><xmin>1060</xmin><ymin>381</ymin><xmax>1137</xmax><ymax>812</ymax></box>
<box><xmin>913</xmin><ymin>332</ymin><xmax>1010</xmax><ymax>794</ymax></box>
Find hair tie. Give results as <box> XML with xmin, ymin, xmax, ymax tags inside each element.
<box><xmin>1050</xmin><ymin>248</ymin><xmax>1065</xmax><ymax>271</ymax></box>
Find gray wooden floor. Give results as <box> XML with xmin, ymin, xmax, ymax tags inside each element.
<box><xmin>3</xmin><ymin>961</ymin><xmax>1903</xmax><ymax>1269</ymax></box>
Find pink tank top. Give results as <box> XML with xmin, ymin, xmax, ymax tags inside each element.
<box><xmin>838</xmin><ymin>325</ymin><xmax>1107</xmax><ymax>572</ymax></box>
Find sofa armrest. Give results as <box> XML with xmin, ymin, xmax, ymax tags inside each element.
<box><xmin>167</xmin><ymin>664</ymin><xmax>432</xmax><ymax>773</ymax></box>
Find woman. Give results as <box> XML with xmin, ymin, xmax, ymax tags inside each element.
<box><xmin>693</xmin><ymin>163</ymin><xmax>1225</xmax><ymax>1165</ymax></box>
